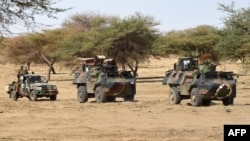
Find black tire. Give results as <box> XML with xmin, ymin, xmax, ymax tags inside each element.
<box><xmin>29</xmin><ymin>91</ymin><xmax>38</xmax><ymax>101</ymax></box>
<box><xmin>202</xmin><ymin>99</ymin><xmax>211</xmax><ymax>106</ymax></box>
<box><xmin>169</xmin><ymin>87</ymin><xmax>181</xmax><ymax>104</ymax></box>
<box><xmin>190</xmin><ymin>88</ymin><xmax>202</xmax><ymax>107</ymax></box>
<box><xmin>95</xmin><ymin>86</ymin><xmax>106</xmax><ymax>103</ymax></box>
<box><xmin>77</xmin><ymin>85</ymin><xmax>88</xmax><ymax>103</ymax></box>
<box><xmin>222</xmin><ymin>98</ymin><xmax>234</xmax><ymax>106</ymax></box>
<box><xmin>50</xmin><ymin>95</ymin><xmax>57</xmax><ymax>101</ymax></box>
<box><xmin>124</xmin><ymin>94</ymin><xmax>135</xmax><ymax>102</ymax></box>
<box><xmin>229</xmin><ymin>98</ymin><xmax>234</xmax><ymax>105</ymax></box>
<box><xmin>106</xmin><ymin>96</ymin><xmax>116</xmax><ymax>102</ymax></box>
<box><xmin>11</xmin><ymin>91</ymin><xmax>18</xmax><ymax>101</ymax></box>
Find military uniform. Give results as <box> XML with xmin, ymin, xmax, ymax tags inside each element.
<box><xmin>15</xmin><ymin>66</ymin><xmax>28</xmax><ymax>92</ymax></box>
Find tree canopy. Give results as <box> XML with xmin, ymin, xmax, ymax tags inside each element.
<box><xmin>60</xmin><ymin>12</ymin><xmax>159</xmax><ymax>76</ymax></box>
<box><xmin>215</xmin><ymin>2</ymin><xmax>250</xmax><ymax>63</ymax></box>
<box><xmin>1</xmin><ymin>2</ymin><xmax>250</xmax><ymax>81</ymax></box>
<box><xmin>155</xmin><ymin>25</ymin><xmax>220</xmax><ymax>59</ymax></box>
<box><xmin>1</xmin><ymin>12</ymin><xmax>160</xmax><ymax>79</ymax></box>
<box><xmin>2</xmin><ymin>29</ymin><xmax>66</xmax><ymax>80</ymax></box>
<box><xmin>0</xmin><ymin>0</ymin><xmax>68</xmax><ymax>35</ymax></box>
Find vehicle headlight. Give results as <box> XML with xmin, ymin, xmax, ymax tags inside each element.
<box><xmin>53</xmin><ymin>86</ymin><xmax>57</xmax><ymax>90</ymax></box>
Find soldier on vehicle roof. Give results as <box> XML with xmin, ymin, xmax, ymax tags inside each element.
<box><xmin>17</xmin><ymin>66</ymin><xmax>28</xmax><ymax>80</ymax></box>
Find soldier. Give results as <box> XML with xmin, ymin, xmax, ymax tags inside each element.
<box><xmin>17</xmin><ymin>66</ymin><xmax>24</xmax><ymax>80</ymax></box>
<box><xmin>24</xmin><ymin>66</ymin><xmax>28</xmax><ymax>74</ymax></box>
<box><xmin>17</xmin><ymin>66</ymin><xmax>28</xmax><ymax>80</ymax></box>
<box><xmin>15</xmin><ymin>66</ymin><xmax>28</xmax><ymax>92</ymax></box>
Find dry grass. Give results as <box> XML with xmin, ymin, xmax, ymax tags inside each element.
<box><xmin>1</xmin><ymin>56</ymin><xmax>250</xmax><ymax>141</ymax></box>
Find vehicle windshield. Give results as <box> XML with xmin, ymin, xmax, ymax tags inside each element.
<box><xmin>205</xmin><ymin>73</ymin><xmax>218</xmax><ymax>79</ymax></box>
<box><xmin>219</xmin><ymin>73</ymin><xmax>234</xmax><ymax>80</ymax></box>
<box><xmin>205</xmin><ymin>73</ymin><xmax>234</xmax><ymax>80</ymax></box>
<box><xmin>28</xmin><ymin>76</ymin><xmax>47</xmax><ymax>83</ymax></box>
<box><xmin>106</xmin><ymin>71</ymin><xmax>121</xmax><ymax>78</ymax></box>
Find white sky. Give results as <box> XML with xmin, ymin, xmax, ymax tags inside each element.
<box><xmin>12</xmin><ymin>0</ymin><xmax>250</xmax><ymax>34</ymax></box>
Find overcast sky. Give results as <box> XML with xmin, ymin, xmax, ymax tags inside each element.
<box><xmin>13</xmin><ymin>0</ymin><xmax>250</xmax><ymax>34</ymax></box>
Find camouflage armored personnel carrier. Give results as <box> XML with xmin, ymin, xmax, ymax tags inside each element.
<box><xmin>73</xmin><ymin>55</ymin><xmax>136</xmax><ymax>103</ymax></box>
<box><xmin>5</xmin><ymin>74</ymin><xmax>58</xmax><ymax>101</ymax></box>
<box><xmin>162</xmin><ymin>54</ymin><xmax>236</xmax><ymax>106</ymax></box>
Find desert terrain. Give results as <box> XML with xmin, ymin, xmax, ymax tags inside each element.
<box><xmin>1</xmin><ymin>56</ymin><xmax>250</xmax><ymax>141</ymax></box>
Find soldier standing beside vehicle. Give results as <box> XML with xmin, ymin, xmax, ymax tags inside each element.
<box><xmin>15</xmin><ymin>66</ymin><xmax>28</xmax><ymax>91</ymax></box>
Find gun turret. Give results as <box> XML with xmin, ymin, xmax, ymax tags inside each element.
<box><xmin>174</xmin><ymin>57</ymin><xmax>198</xmax><ymax>71</ymax></box>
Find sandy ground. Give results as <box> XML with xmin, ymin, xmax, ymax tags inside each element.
<box><xmin>1</xmin><ymin>57</ymin><xmax>250</xmax><ymax>141</ymax></box>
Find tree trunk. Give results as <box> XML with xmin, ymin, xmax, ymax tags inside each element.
<box><xmin>127</xmin><ymin>61</ymin><xmax>139</xmax><ymax>78</ymax></box>
<box><xmin>47</xmin><ymin>66</ymin><xmax>52</xmax><ymax>81</ymax></box>
<box><xmin>40</xmin><ymin>53</ymin><xmax>56</xmax><ymax>81</ymax></box>
<box><xmin>51</xmin><ymin>66</ymin><xmax>56</xmax><ymax>74</ymax></box>
<box><xmin>26</xmin><ymin>61</ymin><xmax>31</xmax><ymax>70</ymax></box>
<box><xmin>239</xmin><ymin>52</ymin><xmax>246</xmax><ymax>64</ymax></box>
<box><xmin>122</xmin><ymin>63</ymin><xmax>126</xmax><ymax>70</ymax></box>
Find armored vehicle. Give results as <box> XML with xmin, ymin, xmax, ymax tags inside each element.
<box><xmin>73</xmin><ymin>56</ymin><xmax>136</xmax><ymax>103</ymax></box>
<box><xmin>162</xmin><ymin>54</ymin><xmax>236</xmax><ymax>106</ymax></box>
<box><xmin>5</xmin><ymin>74</ymin><xmax>58</xmax><ymax>101</ymax></box>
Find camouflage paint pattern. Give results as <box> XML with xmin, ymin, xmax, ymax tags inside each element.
<box><xmin>73</xmin><ymin>64</ymin><xmax>136</xmax><ymax>98</ymax></box>
<box><xmin>5</xmin><ymin>74</ymin><xmax>58</xmax><ymax>98</ymax></box>
<box><xmin>162</xmin><ymin>56</ymin><xmax>236</xmax><ymax>104</ymax></box>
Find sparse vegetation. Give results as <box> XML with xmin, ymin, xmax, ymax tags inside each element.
<box><xmin>0</xmin><ymin>2</ymin><xmax>249</xmax><ymax>81</ymax></box>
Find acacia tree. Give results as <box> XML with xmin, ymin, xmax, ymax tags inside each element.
<box><xmin>60</xmin><ymin>12</ymin><xmax>159</xmax><ymax>77</ymax></box>
<box><xmin>216</xmin><ymin>2</ymin><xmax>250</xmax><ymax>63</ymax></box>
<box><xmin>0</xmin><ymin>0</ymin><xmax>68</xmax><ymax>35</ymax></box>
<box><xmin>157</xmin><ymin>25</ymin><xmax>220</xmax><ymax>57</ymax></box>
<box><xmin>29</xmin><ymin>30</ymin><xmax>66</xmax><ymax>80</ymax></box>
<box><xmin>3</xmin><ymin>29</ymin><xmax>66</xmax><ymax>80</ymax></box>
<box><xmin>80</xmin><ymin>13</ymin><xmax>159</xmax><ymax>77</ymax></box>
<box><xmin>2</xmin><ymin>35</ymin><xmax>34</xmax><ymax>66</ymax></box>
<box><xmin>184</xmin><ymin>25</ymin><xmax>220</xmax><ymax>57</ymax></box>
<box><xmin>58</xmin><ymin>12</ymin><xmax>116</xmax><ymax>59</ymax></box>
<box><xmin>106</xmin><ymin>13</ymin><xmax>159</xmax><ymax>76</ymax></box>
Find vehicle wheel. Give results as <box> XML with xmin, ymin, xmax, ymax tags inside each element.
<box><xmin>202</xmin><ymin>99</ymin><xmax>211</xmax><ymax>106</ymax></box>
<box><xmin>169</xmin><ymin>87</ymin><xmax>181</xmax><ymax>104</ymax></box>
<box><xmin>29</xmin><ymin>91</ymin><xmax>38</xmax><ymax>101</ymax></box>
<box><xmin>95</xmin><ymin>86</ymin><xmax>106</xmax><ymax>103</ymax></box>
<box><xmin>50</xmin><ymin>95</ymin><xmax>57</xmax><ymax>101</ymax></box>
<box><xmin>222</xmin><ymin>98</ymin><xmax>234</xmax><ymax>106</ymax></box>
<box><xmin>124</xmin><ymin>94</ymin><xmax>135</xmax><ymax>102</ymax></box>
<box><xmin>191</xmin><ymin>88</ymin><xmax>202</xmax><ymax>107</ymax></box>
<box><xmin>106</xmin><ymin>96</ymin><xmax>116</xmax><ymax>102</ymax></box>
<box><xmin>229</xmin><ymin>98</ymin><xmax>234</xmax><ymax>105</ymax></box>
<box><xmin>77</xmin><ymin>85</ymin><xmax>88</xmax><ymax>103</ymax></box>
<box><xmin>11</xmin><ymin>91</ymin><xmax>18</xmax><ymax>101</ymax></box>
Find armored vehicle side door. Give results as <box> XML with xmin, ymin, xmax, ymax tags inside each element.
<box><xmin>179</xmin><ymin>72</ymin><xmax>193</xmax><ymax>95</ymax></box>
<box><xmin>86</xmin><ymin>70</ymin><xmax>100</xmax><ymax>94</ymax></box>
<box><xmin>19</xmin><ymin>76</ymin><xmax>29</xmax><ymax>95</ymax></box>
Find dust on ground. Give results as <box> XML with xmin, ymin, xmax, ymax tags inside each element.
<box><xmin>1</xmin><ymin>56</ymin><xmax>250</xmax><ymax>141</ymax></box>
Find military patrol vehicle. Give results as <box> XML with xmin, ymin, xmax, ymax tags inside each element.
<box><xmin>5</xmin><ymin>74</ymin><xmax>59</xmax><ymax>101</ymax></box>
<box><xmin>72</xmin><ymin>55</ymin><xmax>136</xmax><ymax>103</ymax></box>
<box><xmin>162</xmin><ymin>54</ymin><xmax>236</xmax><ymax>106</ymax></box>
